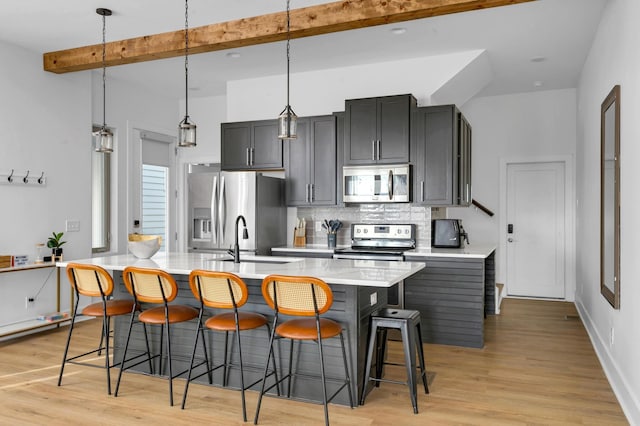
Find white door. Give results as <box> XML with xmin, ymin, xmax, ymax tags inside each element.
<box><xmin>506</xmin><ymin>162</ymin><xmax>565</xmax><ymax>298</ymax></box>
<box><xmin>131</xmin><ymin>129</ymin><xmax>176</xmax><ymax>253</ymax></box>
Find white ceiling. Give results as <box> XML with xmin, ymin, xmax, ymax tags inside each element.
<box><xmin>0</xmin><ymin>0</ymin><xmax>607</xmax><ymax>100</ymax></box>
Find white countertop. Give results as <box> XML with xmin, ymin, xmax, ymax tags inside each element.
<box><xmin>404</xmin><ymin>245</ymin><xmax>496</xmax><ymax>259</ymax></box>
<box><xmin>272</xmin><ymin>244</ymin><xmax>348</xmax><ymax>255</ymax></box>
<box><xmin>273</xmin><ymin>244</ymin><xmax>496</xmax><ymax>259</ymax></box>
<box><xmin>57</xmin><ymin>252</ymin><xmax>425</xmax><ymax>288</ymax></box>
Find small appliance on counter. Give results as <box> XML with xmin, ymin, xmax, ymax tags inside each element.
<box><xmin>431</xmin><ymin>219</ymin><xmax>469</xmax><ymax>248</ymax></box>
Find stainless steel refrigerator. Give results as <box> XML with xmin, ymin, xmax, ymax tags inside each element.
<box><xmin>187</xmin><ymin>164</ymin><xmax>286</xmax><ymax>255</ymax></box>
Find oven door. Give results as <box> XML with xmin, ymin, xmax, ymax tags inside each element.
<box><xmin>343</xmin><ymin>164</ymin><xmax>410</xmax><ymax>203</ymax></box>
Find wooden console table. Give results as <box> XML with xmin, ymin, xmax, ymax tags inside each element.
<box><xmin>0</xmin><ymin>263</ymin><xmax>70</xmax><ymax>338</ymax></box>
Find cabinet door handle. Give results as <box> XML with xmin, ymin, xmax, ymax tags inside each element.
<box><xmin>372</xmin><ymin>140</ymin><xmax>376</xmax><ymax>161</ymax></box>
<box><xmin>377</xmin><ymin>140</ymin><xmax>381</xmax><ymax>160</ymax></box>
<box><xmin>250</xmin><ymin>148</ymin><xmax>255</xmax><ymax>166</ymax></box>
<box><xmin>388</xmin><ymin>170</ymin><xmax>393</xmax><ymax>200</ymax></box>
<box><xmin>310</xmin><ymin>184</ymin><xmax>314</xmax><ymax>203</ymax></box>
<box><xmin>305</xmin><ymin>184</ymin><xmax>309</xmax><ymax>203</ymax></box>
<box><xmin>246</xmin><ymin>148</ymin><xmax>250</xmax><ymax>166</ymax></box>
<box><xmin>420</xmin><ymin>181</ymin><xmax>425</xmax><ymax>202</ymax></box>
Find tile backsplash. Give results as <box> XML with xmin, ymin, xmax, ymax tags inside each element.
<box><xmin>297</xmin><ymin>204</ymin><xmax>434</xmax><ymax>248</ymax></box>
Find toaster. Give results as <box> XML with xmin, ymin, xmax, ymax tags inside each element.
<box><xmin>431</xmin><ymin>219</ymin><xmax>468</xmax><ymax>248</ymax></box>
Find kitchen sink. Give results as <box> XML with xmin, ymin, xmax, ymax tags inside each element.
<box><xmin>208</xmin><ymin>255</ymin><xmax>302</xmax><ymax>264</ymax></box>
<box><xmin>222</xmin><ymin>258</ymin><xmax>290</xmax><ymax>264</ymax></box>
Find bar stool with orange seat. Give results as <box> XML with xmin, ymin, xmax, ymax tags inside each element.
<box><xmin>254</xmin><ymin>274</ymin><xmax>354</xmax><ymax>426</ymax></box>
<box><xmin>58</xmin><ymin>263</ymin><xmax>151</xmax><ymax>395</ymax></box>
<box><xmin>181</xmin><ymin>270</ymin><xmax>279</xmax><ymax>421</ymax></box>
<box><xmin>115</xmin><ymin>266</ymin><xmax>208</xmax><ymax>406</ymax></box>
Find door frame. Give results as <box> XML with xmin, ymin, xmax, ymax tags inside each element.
<box><xmin>126</xmin><ymin>121</ymin><xmax>177</xmax><ymax>253</ymax></box>
<box><xmin>498</xmin><ymin>155</ymin><xmax>576</xmax><ymax>308</ymax></box>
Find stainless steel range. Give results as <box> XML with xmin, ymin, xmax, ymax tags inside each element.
<box><xmin>333</xmin><ymin>223</ymin><xmax>415</xmax><ymax>307</ymax></box>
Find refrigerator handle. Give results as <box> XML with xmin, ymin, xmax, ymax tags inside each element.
<box><xmin>219</xmin><ymin>175</ymin><xmax>226</xmax><ymax>244</ymax></box>
<box><xmin>211</xmin><ymin>175</ymin><xmax>218</xmax><ymax>244</ymax></box>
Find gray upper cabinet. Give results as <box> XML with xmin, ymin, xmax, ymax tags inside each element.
<box><xmin>284</xmin><ymin>115</ymin><xmax>337</xmax><ymax>206</ymax></box>
<box><xmin>412</xmin><ymin>105</ymin><xmax>472</xmax><ymax>206</ymax></box>
<box><xmin>344</xmin><ymin>94</ymin><xmax>416</xmax><ymax>165</ymax></box>
<box><xmin>221</xmin><ymin>119</ymin><xmax>282</xmax><ymax>170</ymax></box>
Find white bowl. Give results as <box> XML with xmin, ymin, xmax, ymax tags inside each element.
<box><xmin>127</xmin><ymin>236</ymin><xmax>161</xmax><ymax>259</ymax></box>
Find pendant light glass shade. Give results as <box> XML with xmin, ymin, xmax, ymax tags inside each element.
<box><xmin>178</xmin><ymin>117</ymin><xmax>197</xmax><ymax>147</ymax></box>
<box><xmin>278</xmin><ymin>105</ymin><xmax>298</xmax><ymax>140</ymax></box>
<box><xmin>95</xmin><ymin>8</ymin><xmax>113</xmax><ymax>153</ymax></box>
<box><xmin>178</xmin><ymin>0</ymin><xmax>196</xmax><ymax>147</ymax></box>
<box><xmin>278</xmin><ymin>0</ymin><xmax>297</xmax><ymax>140</ymax></box>
<box><xmin>93</xmin><ymin>127</ymin><xmax>114</xmax><ymax>153</ymax></box>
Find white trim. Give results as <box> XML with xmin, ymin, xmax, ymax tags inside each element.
<box><xmin>575</xmin><ymin>299</ymin><xmax>639</xmax><ymax>424</ymax></box>
<box><xmin>498</xmin><ymin>155</ymin><xmax>576</xmax><ymax>310</ymax></box>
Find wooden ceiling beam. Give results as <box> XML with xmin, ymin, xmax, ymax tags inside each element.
<box><xmin>43</xmin><ymin>0</ymin><xmax>534</xmax><ymax>74</ymax></box>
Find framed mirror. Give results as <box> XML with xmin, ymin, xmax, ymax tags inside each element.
<box><xmin>600</xmin><ymin>84</ymin><xmax>620</xmax><ymax>309</ymax></box>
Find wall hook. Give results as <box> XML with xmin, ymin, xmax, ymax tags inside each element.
<box><xmin>38</xmin><ymin>172</ymin><xmax>45</xmax><ymax>184</ymax></box>
<box><xmin>7</xmin><ymin>169</ymin><xmax>14</xmax><ymax>183</ymax></box>
<box><xmin>23</xmin><ymin>170</ymin><xmax>30</xmax><ymax>184</ymax></box>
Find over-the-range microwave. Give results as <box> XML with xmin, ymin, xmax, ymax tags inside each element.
<box><xmin>343</xmin><ymin>164</ymin><xmax>411</xmax><ymax>203</ymax></box>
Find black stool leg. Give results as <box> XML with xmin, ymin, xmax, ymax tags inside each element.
<box><xmin>103</xmin><ymin>313</ymin><xmax>112</xmax><ymax>395</ymax></box>
<box><xmin>360</xmin><ymin>320</ymin><xmax>378</xmax><ymax>405</ymax></box>
<box><xmin>401</xmin><ymin>320</ymin><xmax>418</xmax><ymax>414</ymax></box>
<box><xmin>339</xmin><ymin>332</ymin><xmax>355</xmax><ymax>408</ymax></box>
<box><xmin>375</xmin><ymin>328</ymin><xmax>388</xmax><ymax>386</ymax></box>
<box><xmin>416</xmin><ymin>322</ymin><xmax>429</xmax><ymax>394</ymax></box>
<box><xmin>254</xmin><ymin>318</ymin><xmax>278</xmax><ymax>425</ymax></box>
<box><xmin>57</xmin><ymin>297</ymin><xmax>80</xmax><ymax>388</ymax></box>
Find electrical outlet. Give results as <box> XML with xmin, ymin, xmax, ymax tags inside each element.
<box><xmin>25</xmin><ymin>296</ymin><xmax>35</xmax><ymax>309</ymax></box>
<box><xmin>610</xmin><ymin>328</ymin><xmax>615</xmax><ymax>346</ymax></box>
<box><xmin>370</xmin><ymin>292</ymin><xmax>377</xmax><ymax>306</ymax></box>
<box><xmin>66</xmin><ymin>219</ymin><xmax>80</xmax><ymax>232</ymax></box>
<box><xmin>315</xmin><ymin>221</ymin><xmax>322</xmax><ymax>232</ymax></box>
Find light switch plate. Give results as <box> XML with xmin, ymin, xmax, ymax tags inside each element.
<box><xmin>370</xmin><ymin>292</ymin><xmax>377</xmax><ymax>306</ymax></box>
<box><xmin>66</xmin><ymin>220</ymin><xmax>80</xmax><ymax>232</ymax></box>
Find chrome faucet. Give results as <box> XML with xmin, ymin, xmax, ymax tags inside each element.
<box><xmin>230</xmin><ymin>215</ymin><xmax>249</xmax><ymax>263</ymax></box>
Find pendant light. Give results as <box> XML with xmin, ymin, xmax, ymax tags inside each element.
<box><xmin>93</xmin><ymin>8</ymin><xmax>113</xmax><ymax>153</ymax></box>
<box><xmin>178</xmin><ymin>0</ymin><xmax>196</xmax><ymax>147</ymax></box>
<box><xmin>278</xmin><ymin>0</ymin><xmax>297</xmax><ymax>139</ymax></box>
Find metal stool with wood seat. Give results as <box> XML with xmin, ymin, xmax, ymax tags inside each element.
<box><xmin>360</xmin><ymin>308</ymin><xmax>429</xmax><ymax>414</ymax></box>
<box><xmin>254</xmin><ymin>274</ymin><xmax>354</xmax><ymax>426</ymax></box>
<box><xmin>182</xmin><ymin>270</ymin><xmax>279</xmax><ymax>421</ymax></box>
<box><xmin>58</xmin><ymin>263</ymin><xmax>151</xmax><ymax>395</ymax></box>
<box><xmin>115</xmin><ymin>266</ymin><xmax>207</xmax><ymax>406</ymax></box>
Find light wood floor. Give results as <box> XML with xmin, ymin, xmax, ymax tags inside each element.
<box><xmin>0</xmin><ymin>299</ymin><xmax>627</xmax><ymax>425</ymax></box>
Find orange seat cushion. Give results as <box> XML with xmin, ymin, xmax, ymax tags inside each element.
<box><xmin>205</xmin><ymin>311</ymin><xmax>268</xmax><ymax>331</ymax></box>
<box><xmin>276</xmin><ymin>318</ymin><xmax>342</xmax><ymax>340</ymax></box>
<box><xmin>82</xmin><ymin>299</ymin><xmax>136</xmax><ymax>317</ymax></box>
<box><xmin>139</xmin><ymin>305</ymin><xmax>199</xmax><ymax>324</ymax></box>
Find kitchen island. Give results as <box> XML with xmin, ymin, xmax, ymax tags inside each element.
<box><xmin>58</xmin><ymin>252</ymin><xmax>425</xmax><ymax>406</ymax></box>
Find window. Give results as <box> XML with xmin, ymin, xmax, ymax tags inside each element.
<box><xmin>92</xmin><ymin>127</ymin><xmax>111</xmax><ymax>253</ymax></box>
<box><xmin>141</xmin><ymin>164</ymin><xmax>168</xmax><ymax>253</ymax></box>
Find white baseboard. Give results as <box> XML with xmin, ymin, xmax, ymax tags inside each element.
<box><xmin>575</xmin><ymin>299</ymin><xmax>639</xmax><ymax>425</ymax></box>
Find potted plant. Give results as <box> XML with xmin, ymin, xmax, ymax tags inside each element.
<box><xmin>47</xmin><ymin>231</ymin><xmax>66</xmax><ymax>259</ymax></box>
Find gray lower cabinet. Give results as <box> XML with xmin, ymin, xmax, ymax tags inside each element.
<box><xmin>344</xmin><ymin>94</ymin><xmax>415</xmax><ymax>165</ymax></box>
<box><xmin>412</xmin><ymin>105</ymin><xmax>472</xmax><ymax>206</ymax></box>
<box><xmin>404</xmin><ymin>252</ymin><xmax>495</xmax><ymax>348</ymax></box>
<box><xmin>221</xmin><ymin>119</ymin><xmax>282</xmax><ymax>170</ymax></box>
<box><xmin>284</xmin><ymin>115</ymin><xmax>337</xmax><ymax>206</ymax></box>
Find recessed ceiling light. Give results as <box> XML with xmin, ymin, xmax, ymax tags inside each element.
<box><xmin>390</xmin><ymin>27</ymin><xmax>407</xmax><ymax>35</ymax></box>
<box><xmin>226</xmin><ymin>52</ymin><xmax>241</xmax><ymax>59</ymax></box>
<box><xmin>530</xmin><ymin>56</ymin><xmax>547</xmax><ymax>63</ymax></box>
<box><xmin>533</xmin><ymin>81</ymin><xmax>543</xmax><ymax>87</ymax></box>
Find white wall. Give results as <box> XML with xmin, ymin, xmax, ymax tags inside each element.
<box><xmin>575</xmin><ymin>0</ymin><xmax>640</xmax><ymax>422</ymax></box>
<box><xmin>449</xmin><ymin>89</ymin><xmax>577</xmax><ymax>291</ymax></box>
<box><xmin>226</xmin><ymin>50</ymin><xmax>485</xmax><ymax>121</ymax></box>
<box><xmin>0</xmin><ymin>41</ymin><xmax>91</xmax><ymax>329</ymax></box>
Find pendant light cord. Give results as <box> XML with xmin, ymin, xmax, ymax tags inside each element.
<box><xmin>286</xmin><ymin>0</ymin><xmax>291</xmax><ymax>110</ymax></box>
<box><xmin>101</xmin><ymin>12</ymin><xmax>107</xmax><ymax>129</ymax></box>
<box><xmin>184</xmin><ymin>0</ymin><xmax>190</xmax><ymax>119</ymax></box>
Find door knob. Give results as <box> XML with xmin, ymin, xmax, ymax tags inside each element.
<box><xmin>508</xmin><ymin>238</ymin><xmax>514</xmax><ymax>243</ymax></box>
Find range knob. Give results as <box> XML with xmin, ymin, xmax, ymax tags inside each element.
<box><xmin>363</xmin><ymin>229</ymin><xmax>368</xmax><ymax>233</ymax></box>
